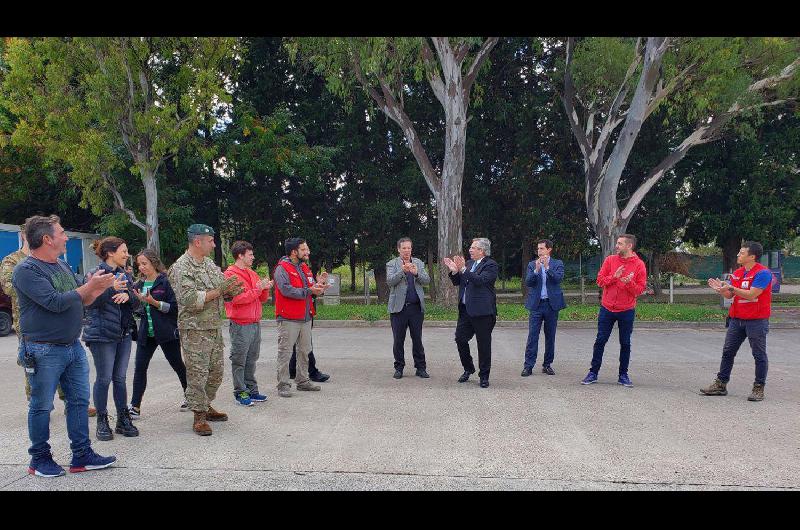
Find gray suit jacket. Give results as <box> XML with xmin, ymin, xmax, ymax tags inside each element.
<box><xmin>386</xmin><ymin>257</ymin><xmax>430</xmax><ymax>313</ymax></box>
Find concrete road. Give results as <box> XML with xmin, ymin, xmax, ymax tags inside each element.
<box><xmin>1</xmin><ymin>325</ymin><xmax>797</xmax><ymax>491</ymax></box>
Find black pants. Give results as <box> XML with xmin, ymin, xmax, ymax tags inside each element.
<box><xmin>131</xmin><ymin>337</ymin><xmax>187</xmax><ymax>408</ymax></box>
<box><xmin>390</xmin><ymin>302</ymin><xmax>426</xmax><ymax>371</ymax></box>
<box><xmin>455</xmin><ymin>303</ymin><xmax>496</xmax><ymax>379</ymax></box>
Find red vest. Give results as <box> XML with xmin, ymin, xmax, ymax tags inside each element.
<box><xmin>274</xmin><ymin>259</ymin><xmax>316</xmax><ymax>320</ymax></box>
<box><xmin>729</xmin><ymin>262</ymin><xmax>772</xmax><ymax>320</ymax></box>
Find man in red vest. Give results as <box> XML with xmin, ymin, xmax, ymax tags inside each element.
<box><xmin>273</xmin><ymin>238</ymin><xmax>330</xmax><ymax>398</ymax></box>
<box><xmin>701</xmin><ymin>241</ymin><xmax>772</xmax><ymax>401</ymax></box>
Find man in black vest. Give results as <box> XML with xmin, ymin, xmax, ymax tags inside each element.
<box><xmin>443</xmin><ymin>238</ymin><xmax>498</xmax><ymax>388</ymax></box>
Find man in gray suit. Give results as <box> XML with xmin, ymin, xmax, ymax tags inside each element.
<box><xmin>386</xmin><ymin>237</ymin><xmax>430</xmax><ymax>379</ymax></box>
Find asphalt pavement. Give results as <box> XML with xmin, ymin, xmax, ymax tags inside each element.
<box><xmin>0</xmin><ymin>324</ymin><xmax>797</xmax><ymax>491</ymax></box>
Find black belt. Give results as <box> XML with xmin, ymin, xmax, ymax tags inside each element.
<box><xmin>26</xmin><ymin>340</ymin><xmax>72</xmax><ymax>346</ymax></box>
<box><xmin>405</xmin><ymin>301</ymin><xmax>420</xmax><ymax>306</ymax></box>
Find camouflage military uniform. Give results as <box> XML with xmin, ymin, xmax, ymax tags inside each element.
<box><xmin>0</xmin><ymin>250</ymin><xmax>26</xmax><ymax>336</ymax></box>
<box><xmin>169</xmin><ymin>251</ymin><xmax>228</xmax><ymax>413</ymax></box>
<box><xmin>1</xmin><ymin>250</ymin><xmax>66</xmax><ymax>401</ymax></box>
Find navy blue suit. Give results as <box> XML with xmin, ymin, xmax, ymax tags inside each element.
<box><xmin>524</xmin><ymin>258</ymin><xmax>566</xmax><ymax>369</ymax></box>
<box><xmin>450</xmin><ymin>258</ymin><xmax>498</xmax><ymax>380</ymax></box>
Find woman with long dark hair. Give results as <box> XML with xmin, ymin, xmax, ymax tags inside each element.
<box><xmin>83</xmin><ymin>237</ymin><xmax>139</xmax><ymax>441</ymax></box>
<box><xmin>128</xmin><ymin>249</ymin><xmax>188</xmax><ymax>417</ymax></box>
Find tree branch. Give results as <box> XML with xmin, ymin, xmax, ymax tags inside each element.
<box><xmin>591</xmin><ymin>38</ymin><xmax>644</xmax><ymax>161</ymax></box>
<box><xmin>454</xmin><ymin>42</ymin><xmax>470</xmax><ymax>65</ymax></box>
<box><xmin>644</xmin><ymin>61</ymin><xmax>697</xmax><ymax>120</ymax></box>
<box><xmin>375</xmin><ymin>76</ymin><xmax>441</xmax><ymax>194</ymax></box>
<box><xmin>619</xmin><ymin>117</ymin><xmax>726</xmax><ymax>222</ymax></box>
<box><xmin>102</xmin><ymin>172</ymin><xmax>148</xmax><ymax>232</ymax></box>
<box><xmin>421</xmin><ymin>38</ymin><xmax>446</xmax><ymax>109</ymax></box>
<box><xmin>747</xmin><ymin>56</ymin><xmax>800</xmax><ymax>93</ymax></box>
<box><xmin>463</xmin><ymin>37</ymin><xmax>499</xmax><ymax>98</ymax></box>
<box><xmin>561</xmin><ymin>37</ymin><xmax>592</xmax><ymax>168</ymax></box>
<box><xmin>351</xmin><ymin>52</ymin><xmax>389</xmax><ymax>111</ymax></box>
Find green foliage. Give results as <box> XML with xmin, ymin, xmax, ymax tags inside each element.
<box><xmin>1</xmin><ymin>37</ymin><xmax>236</xmax><ymax>240</ymax></box>
<box><xmin>682</xmin><ymin>109</ymin><xmax>800</xmax><ymax>265</ymax></box>
<box><xmin>571</xmin><ymin>38</ymin><xmax>638</xmax><ymax>110</ymax></box>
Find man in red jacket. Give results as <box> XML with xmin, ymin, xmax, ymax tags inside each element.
<box><xmin>274</xmin><ymin>238</ymin><xmax>330</xmax><ymax>398</ymax></box>
<box><xmin>701</xmin><ymin>241</ymin><xmax>772</xmax><ymax>402</ymax></box>
<box><xmin>581</xmin><ymin>234</ymin><xmax>647</xmax><ymax>387</ymax></box>
<box><xmin>224</xmin><ymin>241</ymin><xmax>273</xmax><ymax>407</ymax></box>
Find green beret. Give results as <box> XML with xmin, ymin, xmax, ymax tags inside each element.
<box><xmin>187</xmin><ymin>223</ymin><xmax>215</xmax><ymax>236</ymax></box>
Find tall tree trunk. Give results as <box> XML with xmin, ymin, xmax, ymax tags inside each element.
<box><xmin>521</xmin><ymin>241</ymin><xmax>532</xmax><ymax>298</ymax></box>
<box><xmin>434</xmin><ymin>108</ymin><xmax>466</xmax><ymax>306</ymax></box>
<box><xmin>349</xmin><ymin>37</ymin><xmax>497</xmax><ymax>308</ymax></box>
<box><xmin>374</xmin><ymin>266</ymin><xmax>389</xmax><ymax>303</ymax></box>
<box><xmin>651</xmin><ymin>251</ymin><xmax>663</xmax><ymax>296</ymax></box>
<box><xmin>722</xmin><ymin>234</ymin><xmax>741</xmax><ymax>274</ymax></box>
<box><xmin>141</xmin><ymin>168</ymin><xmax>160</xmax><ymax>256</ymax></box>
<box><xmin>426</xmin><ymin>241</ymin><xmax>436</xmax><ymax>303</ymax></box>
<box><xmin>349</xmin><ymin>243</ymin><xmax>357</xmax><ymax>293</ymax></box>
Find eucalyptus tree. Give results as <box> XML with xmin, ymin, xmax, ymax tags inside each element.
<box><xmin>289</xmin><ymin>37</ymin><xmax>498</xmax><ymax>305</ymax></box>
<box><xmin>551</xmin><ymin>37</ymin><xmax>800</xmax><ymax>256</ymax></box>
<box><xmin>2</xmin><ymin>37</ymin><xmax>236</xmax><ymax>254</ymax></box>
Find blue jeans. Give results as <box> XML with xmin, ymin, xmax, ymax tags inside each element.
<box><xmin>524</xmin><ymin>300</ymin><xmax>559</xmax><ymax>368</ymax></box>
<box><xmin>88</xmin><ymin>336</ymin><xmax>132</xmax><ymax>414</ymax></box>
<box><xmin>590</xmin><ymin>306</ymin><xmax>635</xmax><ymax>375</ymax></box>
<box><xmin>717</xmin><ymin>318</ymin><xmax>769</xmax><ymax>385</ymax></box>
<box><xmin>25</xmin><ymin>340</ymin><xmax>92</xmax><ymax>459</ymax></box>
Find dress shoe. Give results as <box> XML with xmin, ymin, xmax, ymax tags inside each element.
<box><xmin>393</xmin><ymin>369</ymin><xmax>403</xmax><ymax>379</ymax></box>
<box><xmin>542</xmin><ymin>365</ymin><xmax>555</xmax><ymax>375</ymax></box>
<box><xmin>521</xmin><ymin>367</ymin><xmax>532</xmax><ymax>377</ymax></box>
<box><xmin>479</xmin><ymin>378</ymin><xmax>489</xmax><ymax>388</ymax></box>
<box><xmin>310</xmin><ymin>371</ymin><xmax>330</xmax><ymax>383</ymax></box>
<box><xmin>457</xmin><ymin>370</ymin><xmax>473</xmax><ymax>383</ymax></box>
<box><xmin>415</xmin><ymin>369</ymin><xmax>430</xmax><ymax>378</ymax></box>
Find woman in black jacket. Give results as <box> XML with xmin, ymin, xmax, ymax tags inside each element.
<box><xmin>83</xmin><ymin>237</ymin><xmax>139</xmax><ymax>441</ymax></box>
<box><xmin>128</xmin><ymin>248</ymin><xmax>187</xmax><ymax>418</ymax></box>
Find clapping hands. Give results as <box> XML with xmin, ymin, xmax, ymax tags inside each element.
<box><xmin>401</xmin><ymin>261</ymin><xmax>418</xmax><ymax>275</ymax></box>
<box><xmin>85</xmin><ymin>270</ymin><xmax>116</xmax><ymax>292</ymax></box>
<box><xmin>708</xmin><ymin>278</ymin><xmax>731</xmax><ymax>291</ymax></box>
<box><xmin>443</xmin><ymin>255</ymin><xmax>466</xmax><ymax>273</ymax></box>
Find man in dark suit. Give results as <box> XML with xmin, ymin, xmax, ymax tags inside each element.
<box><xmin>443</xmin><ymin>238</ymin><xmax>498</xmax><ymax>388</ymax></box>
<box><xmin>522</xmin><ymin>239</ymin><xmax>566</xmax><ymax>376</ymax></box>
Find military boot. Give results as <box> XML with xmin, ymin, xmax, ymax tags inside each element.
<box><xmin>114</xmin><ymin>408</ymin><xmax>139</xmax><ymax>437</ymax></box>
<box><xmin>747</xmin><ymin>383</ymin><xmax>765</xmax><ymax>402</ymax></box>
<box><xmin>699</xmin><ymin>378</ymin><xmax>728</xmax><ymax>396</ymax></box>
<box><xmin>193</xmin><ymin>411</ymin><xmax>212</xmax><ymax>436</ymax></box>
<box><xmin>206</xmin><ymin>406</ymin><xmax>228</xmax><ymax>422</ymax></box>
<box><xmin>96</xmin><ymin>412</ymin><xmax>114</xmax><ymax>441</ymax></box>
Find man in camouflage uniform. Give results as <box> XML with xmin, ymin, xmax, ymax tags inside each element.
<box><xmin>0</xmin><ymin>226</ymin><xmax>98</xmax><ymax>416</ymax></box>
<box><xmin>169</xmin><ymin>224</ymin><xmax>243</xmax><ymax>436</ymax></box>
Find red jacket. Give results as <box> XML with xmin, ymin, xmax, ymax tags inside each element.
<box><xmin>596</xmin><ymin>252</ymin><xmax>647</xmax><ymax>312</ymax></box>
<box><xmin>223</xmin><ymin>265</ymin><xmax>269</xmax><ymax>325</ymax></box>
<box><xmin>728</xmin><ymin>263</ymin><xmax>772</xmax><ymax>320</ymax></box>
<box><xmin>274</xmin><ymin>258</ymin><xmax>316</xmax><ymax>320</ymax></box>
